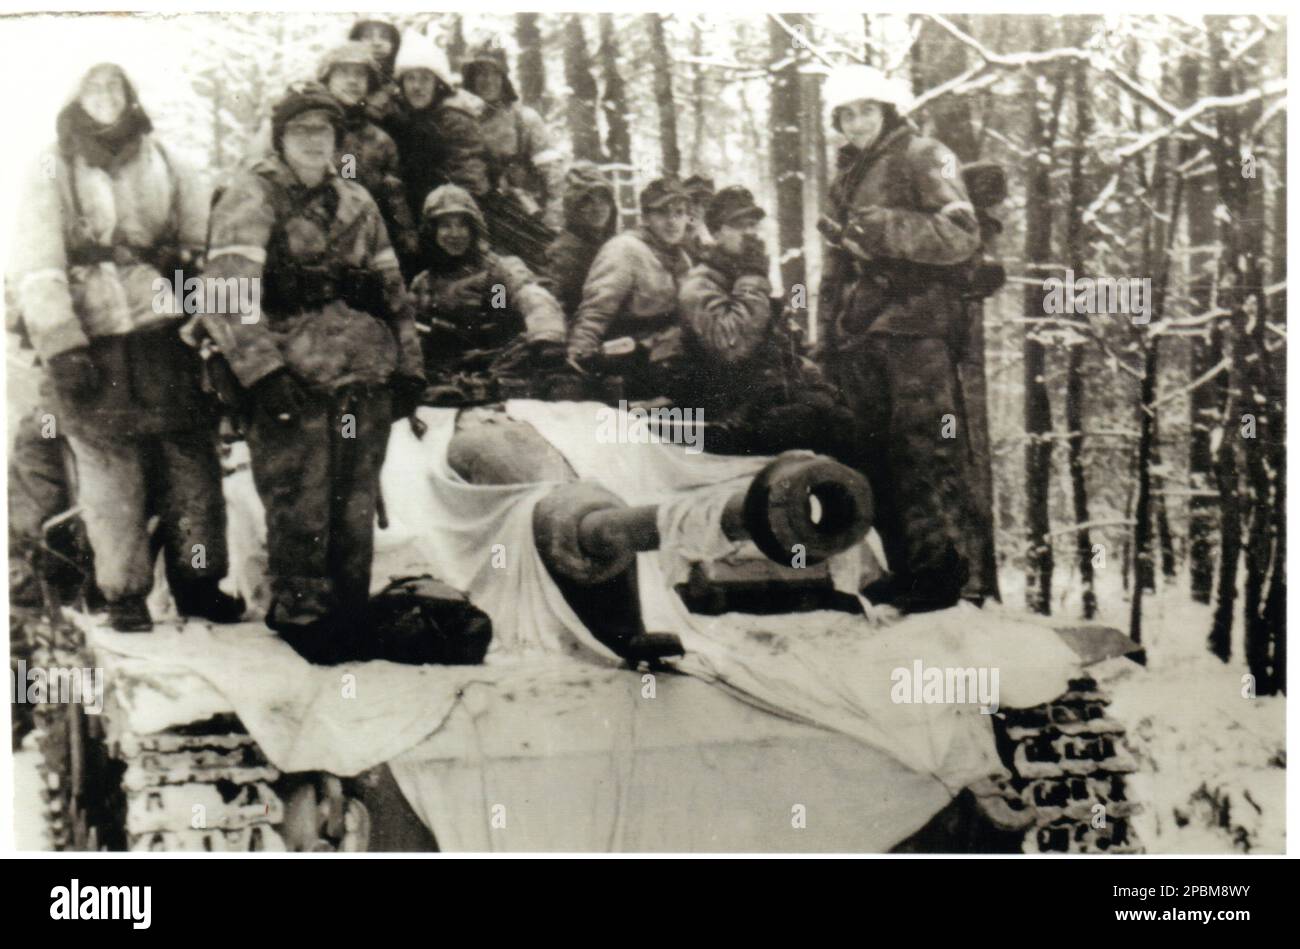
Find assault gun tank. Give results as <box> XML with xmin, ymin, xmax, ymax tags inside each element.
<box><xmin>20</xmin><ymin>407</ymin><xmax>1145</xmax><ymax>854</ymax></box>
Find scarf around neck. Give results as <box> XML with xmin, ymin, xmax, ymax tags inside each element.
<box><xmin>56</xmin><ymin>98</ymin><xmax>153</xmax><ymax>170</ymax></box>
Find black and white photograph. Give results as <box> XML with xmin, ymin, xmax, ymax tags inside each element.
<box><xmin>0</xmin><ymin>1</ymin><xmax>1290</xmax><ymax>884</ymax></box>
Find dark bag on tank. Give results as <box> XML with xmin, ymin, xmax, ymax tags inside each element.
<box><xmin>367</xmin><ymin>575</ymin><xmax>493</xmax><ymax>665</ymax></box>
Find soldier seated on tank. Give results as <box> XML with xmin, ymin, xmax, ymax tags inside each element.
<box><xmin>677</xmin><ymin>186</ymin><xmax>856</xmax><ymax>458</ymax></box>
<box><xmin>566</xmin><ymin>177</ymin><xmax>694</xmax><ymax>404</ymax></box>
<box><xmin>541</xmin><ymin>162</ymin><xmax>620</xmax><ymax>320</ymax></box>
<box><xmin>681</xmin><ymin>174</ymin><xmax>715</xmax><ymax>264</ymax></box>
<box><xmin>409</xmin><ymin>184</ymin><xmax>567</xmax><ymax>404</ymax></box>
<box><xmin>317</xmin><ymin>42</ymin><xmax>420</xmax><ymax>265</ymax></box>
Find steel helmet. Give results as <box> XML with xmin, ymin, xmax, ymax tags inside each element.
<box><xmin>824</xmin><ymin>65</ymin><xmax>914</xmax><ymax>130</ymax></box>
<box><xmin>317</xmin><ymin>42</ymin><xmax>382</xmax><ymax>94</ymax></box>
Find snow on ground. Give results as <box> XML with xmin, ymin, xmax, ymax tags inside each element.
<box><xmin>1004</xmin><ymin>564</ymin><xmax>1285</xmax><ymax>853</ymax></box>
<box><xmin>12</xmin><ymin>739</ymin><xmax>50</xmax><ymax>851</ymax></box>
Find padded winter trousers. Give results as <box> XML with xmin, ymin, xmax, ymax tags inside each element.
<box><xmin>827</xmin><ymin>335</ymin><xmax>979</xmax><ymax>611</ymax></box>
<box><xmin>244</xmin><ymin>387</ymin><xmax>393</xmax><ymax>631</ymax></box>
<box><xmin>66</xmin><ymin>429</ymin><xmax>229</xmax><ymax>603</ymax></box>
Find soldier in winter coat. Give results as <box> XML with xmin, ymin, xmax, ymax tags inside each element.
<box><xmin>386</xmin><ymin>30</ymin><xmax>491</xmax><ymax>277</ymax></box>
<box><xmin>317</xmin><ymin>42</ymin><xmax>420</xmax><ymax>265</ymax></box>
<box><xmin>409</xmin><ymin>184</ymin><xmax>567</xmax><ymax>401</ymax></box>
<box><xmin>542</xmin><ymin>162</ymin><xmax>618</xmax><ymax>318</ymax></box>
<box><xmin>348</xmin><ymin>18</ymin><xmax>403</xmax><ymax>130</ymax></box>
<box><xmin>566</xmin><ymin>177</ymin><xmax>694</xmax><ymax>402</ymax></box>
<box><xmin>817</xmin><ymin>65</ymin><xmax>984</xmax><ymax>613</ymax></box>
<box><xmin>460</xmin><ymin>41</ymin><xmax>566</xmax><ymax>229</ymax></box>
<box><xmin>681</xmin><ymin>174</ymin><xmax>715</xmax><ymax>264</ymax></box>
<box><xmin>194</xmin><ymin>82</ymin><xmax>426</xmax><ymax>663</ymax></box>
<box><xmin>9</xmin><ymin>62</ymin><xmax>242</xmax><ymax>632</ymax></box>
<box><xmin>678</xmin><ymin>186</ymin><xmax>855</xmax><ymax>458</ymax></box>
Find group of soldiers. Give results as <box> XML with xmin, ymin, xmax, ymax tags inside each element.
<box><xmin>8</xmin><ymin>17</ymin><xmax>992</xmax><ymax>664</ymax></box>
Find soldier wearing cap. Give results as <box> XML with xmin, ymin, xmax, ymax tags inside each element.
<box><xmin>566</xmin><ymin>177</ymin><xmax>693</xmax><ymax>401</ymax></box>
<box><xmin>194</xmin><ymin>81</ymin><xmax>426</xmax><ymax>663</ymax></box>
<box><xmin>678</xmin><ymin>187</ymin><xmax>855</xmax><ymax>457</ymax></box>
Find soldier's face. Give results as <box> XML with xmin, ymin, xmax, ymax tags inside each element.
<box><xmin>79</xmin><ymin>67</ymin><xmax>127</xmax><ymax>126</ymax></box>
<box><xmin>359</xmin><ymin>26</ymin><xmax>394</xmax><ymax>63</ymax></box>
<box><xmin>434</xmin><ymin>214</ymin><xmax>474</xmax><ymax>257</ymax></box>
<box><xmin>579</xmin><ymin>194</ymin><xmax>613</xmax><ymax>231</ymax></box>
<box><xmin>645</xmin><ymin>201</ymin><xmax>689</xmax><ymax>246</ymax></box>
<box><xmin>717</xmin><ymin>217</ymin><xmax>761</xmax><ymax>256</ymax></box>
<box><xmin>282</xmin><ymin>112</ymin><xmax>337</xmax><ymax>175</ymax></box>
<box><xmin>327</xmin><ymin>64</ymin><xmax>370</xmax><ymax>106</ymax></box>
<box><xmin>402</xmin><ymin>70</ymin><xmax>437</xmax><ymax>110</ymax></box>
<box><xmin>471</xmin><ymin>67</ymin><xmax>504</xmax><ymax>103</ymax></box>
<box><xmin>839</xmin><ymin>100</ymin><xmax>886</xmax><ymax>150</ymax></box>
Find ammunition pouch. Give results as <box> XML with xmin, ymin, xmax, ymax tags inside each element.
<box><xmin>261</xmin><ymin>263</ymin><xmax>386</xmax><ymax>318</ymax></box>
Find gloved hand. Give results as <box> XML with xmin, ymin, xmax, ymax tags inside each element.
<box><xmin>529</xmin><ymin>338</ymin><xmax>568</xmax><ymax>373</ymax></box>
<box><xmin>390</xmin><ymin>375</ymin><xmax>426</xmax><ymax>422</ymax></box>
<box><xmin>252</xmin><ymin>370</ymin><xmax>306</xmax><ymax>426</ymax></box>
<box><xmin>735</xmin><ymin>234</ymin><xmax>771</xmax><ymax>279</ymax></box>
<box><xmin>48</xmin><ymin>348</ymin><xmax>100</xmax><ymax>402</ymax></box>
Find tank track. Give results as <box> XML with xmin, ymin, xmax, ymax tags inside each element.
<box><xmin>25</xmin><ymin>609</ymin><xmax>370</xmax><ymax>852</ymax></box>
<box><xmin>995</xmin><ymin>676</ymin><xmax>1143</xmax><ymax>853</ymax></box>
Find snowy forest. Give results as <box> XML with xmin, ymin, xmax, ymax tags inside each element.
<box><xmin>0</xmin><ymin>11</ymin><xmax>1287</xmax><ymax>851</ymax></box>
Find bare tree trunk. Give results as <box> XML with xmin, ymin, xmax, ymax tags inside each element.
<box><xmin>597</xmin><ymin>14</ymin><xmax>630</xmax><ymax>166</ymax></box>
<box><xmin>1206</xmin><ymin>19</ymin><xmax>1246</xmax><ymax>664</ymax></box>
<box><xmin>1064</xmin><ymin>50</ymin><xmax>1096</xmax><ymax>619</ymax></box>
<box><xmin>690</xmin><ymin>17</ymin><xmax>706</xmax><ymax>172</ymax></box>
<box><xmin>1180</xmin><ymin>56</ymin><xmax>1220</xmax><ymax>605</ymax></box>
<box><xmin>515</xmin><ymin>13</ymin><xmax>546</xmax><ymax>111</ymax></box>
<box><xmin>1020</xmin><ymin>45</ymin><xmax>1066</xmax><ymax>616</ymax></box>
<box><xmin>646</xmin><ymin>14</ymin><xmax>680</xmax><ymax>177</ymax></box>
<box><xmin>447</xmin><ymin>14</ymin><xmax>466</xmax><ymax>73</ymax></box>
<box><xmin>563</xmin><ymin>15</ymin><xmax>602</xmax><ymax>162</ymax></box>
<box><xmin>768</xmin><ymin>12</ymin><xmax>806</xmax><ymax>295</ymax></box>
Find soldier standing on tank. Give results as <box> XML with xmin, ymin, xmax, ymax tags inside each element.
<box><xmin>817</xmin><ymin>66</ymin><xmax>983</xmax><ymax>614</ymax></box>
<box><xmin>9</xmin><ymin>62</ymin><xmax>242</xmax><ymax>632</ymax></box>
<box><xmin>193</xmin><ymin>82</ymin><xmax>426</xmax><ymax>663</ymax></box>
<box><xmin>460</xmin><ymin>40</ymin><xmax>566</xmax><ymax>229</ymax></box>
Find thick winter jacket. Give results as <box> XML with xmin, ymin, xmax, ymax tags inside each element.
<box><xmin>389</xmin><ymin>89</ymin><xmax>490</xmax><ymax>221</ymax></box>
<box><xmin>9</xmin><ymin>67</ymin><xmax>213</xmax><ymax>438</ymax></box>
<box><xmin>819</xmin><ymin>123</ymin><xmax>980</xmax><ymax>342</ymax></box>
<box><xmin>197</xmin><ymin>155</ymin><xmax>423</xmax><ymax>394</ymax></box>
<box><xmin>336</xmin><ymin>107</ymin><xmax>419</xmax><ymax>258</ymax></box>
<box><xmin>567</xmin><ymin>228</ymin><xmax>692</xmax><ymax>362</ymax></box>
<box><xmin>480</xmin><ymin>102</ymin><xmax>565</xmax><ymax>228</ymax></box>
<box><xmin>542</xmin><ymin>162</ymin><xmax>618</xmax><ymax>317</ymax></box>
<box><xmin>409</xmin><ymin>184</ymin><xmax>564</xmax><ymax>375</ymax></box>
<box><xmin>678</xmin><ymin>246</ymin><xmax>774</xmax><ymax>369</ymax></box>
